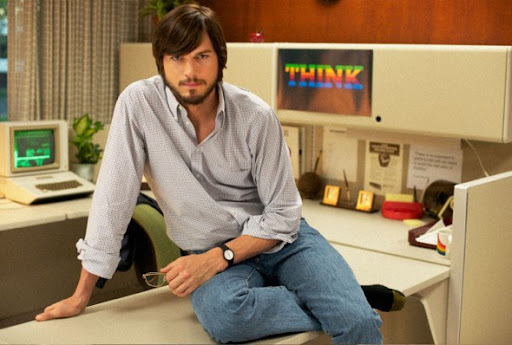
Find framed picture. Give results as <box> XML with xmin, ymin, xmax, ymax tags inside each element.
<box><xmin>322</xmin><ymin>185</ymin><xmax>340</xmax><ymax>206</ymax></box>
<box><xmin>356</xmin><ymin>190</ymin><xmax>374</xmax><ymax>211</ymax></box>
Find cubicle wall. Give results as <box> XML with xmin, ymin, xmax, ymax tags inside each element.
<box><xmin>120</xmin><ymin>43</ymin><xmax>512</xmax><ymax>143</ymax></box>
<box><xmin>449</xmin><ymin>171</ymin><xmax>512</xmax><ymax>344</ymax></box>
<box><xmin>276</xmin><ymin>44</ymin><xmax>512</xmax><ymax>143</ymax></box>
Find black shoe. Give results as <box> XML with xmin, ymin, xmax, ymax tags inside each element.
<box><xmin>362</xmin><ymin>284</ymin><xmax>406</xmax><ymax>312</ymax></box>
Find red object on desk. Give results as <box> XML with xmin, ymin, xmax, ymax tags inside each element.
<box><xmin>381</xmin><ymin>201</ymin><xmax>423</xmax><ymax>220</ymax></box>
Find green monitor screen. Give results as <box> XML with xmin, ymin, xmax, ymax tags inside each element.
<box><xmin>13</xmin><ymin>129</ymin><xmax>56</xmax><ymax>169</ymax></box>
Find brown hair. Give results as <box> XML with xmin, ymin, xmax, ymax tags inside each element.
<box><xmin>152</xmin><ymin>4</ymin><xmax>227</xmax><ymax>82</ymax></box>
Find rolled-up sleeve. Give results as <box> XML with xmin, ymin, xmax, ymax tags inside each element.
<box><xmin>76</xmin><ymin>239</ymin><xmax>121</xmax><ymax>279</ymax></box>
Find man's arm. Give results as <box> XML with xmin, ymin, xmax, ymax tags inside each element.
<box><xmin>35</xmin><ymin>84</ymin><xmax>149</xmax><ymax>322</ymax></box>
<box><xmin>225</xmin><ymin>235</ymin><xmax>280</xmax><ymax>264</ymax></box>
<box><xmin>35</xmin><ymin>268</ymin><xmax>99</xmax><ymax>321</ymax></box>
<box><xmin>161</xmin><ymin>235</ymin><xmax>279</xmax><ymax>297</ymax></box>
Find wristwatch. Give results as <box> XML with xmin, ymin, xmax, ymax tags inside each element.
<box><xmin>219</xmin><ymin>243</ymin><xmax>234</xmax><ymax>267</ymax></box>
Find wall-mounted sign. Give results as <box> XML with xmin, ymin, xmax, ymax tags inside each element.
<box><xmin>277</xmin><ymin>49</ymin><xmax>373</xmax><ymax>116</ymax></box>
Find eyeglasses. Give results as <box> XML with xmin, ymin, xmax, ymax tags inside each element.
<box><xmin>142</xmin><ymin>272</ymin><xmax>167</xmax><ymax>288</ymax></box>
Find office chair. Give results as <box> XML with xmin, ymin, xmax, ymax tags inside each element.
<box><xmin>132</xmin><ymin>203</ymin><xmax>182</xmax><ymax>288</ymax></box>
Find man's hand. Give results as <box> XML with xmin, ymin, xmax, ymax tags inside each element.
<box><xmin>161</xmin><ymin>248</ymin><xmax>226</xmax><ymax>297</ymax></box>
<box><xmin>35</xmin><ymin>295</ymin><xmax>88</xmax><ymax>321</ymax></box>
<box><xmin>162</xmin><ymin>236</ymin><xmax>280</xmax><ymax>297</ymax></box>
<box><xmin>35</xmin><ymin>267</ymin><xmax>97</xmax><ymax>322</ymax></box>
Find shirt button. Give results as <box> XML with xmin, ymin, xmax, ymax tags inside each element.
<box><xmin>196</xmin><ymin>173</ymin><xmax>201</xmax><ymax>179</ymax></box>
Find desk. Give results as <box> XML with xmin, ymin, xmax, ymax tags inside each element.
<box><xmin>0</xmin><ymin>196</ymin><xmax>142</xmax><ymax>329</ymax></box>
<box><xmin>301</xmin><ymin>200</ymin><xmax>450</xmax><ymax>344</ymax></box>
<box><xmin>0</xmin><ymin>242</ymin><xmax>448</xmax><ymax>344</ymax></box>
<box><xmin>0</xmin><ymin>195</ymin><xmax>450</xmax><ymax>343</ymax></box>
<box><xmin>301</xmin><ymin>200</ymin><xmax>450</xmax><ymax>266</ymax></box>
<box><xmin>0</xmin><ymin>196</ymin><xmax>92</xmax><ymax>231</ymax></box>
<box><xmin>0</xmin><ymin>286</ymin><xmax>324</xmax><ymax>344</ymax></box>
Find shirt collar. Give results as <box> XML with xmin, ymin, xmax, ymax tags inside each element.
<box><xmin>216</xmin><ymin>85</ymin><xmax>226</xmax><ymax>127</ymax></box>
<box><xmin>164</xmin><ymin>85</ymin><xmax>180</xmax><ymax>120</ymax></box>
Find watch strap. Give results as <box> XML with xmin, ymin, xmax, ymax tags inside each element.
<box><xmin>219</xmin><ymin>243</ymin><xmax>234</xmax><ymax>267</ymax></box>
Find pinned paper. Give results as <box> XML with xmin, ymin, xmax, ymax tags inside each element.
<box><xmin>407</xmin><ymin>145</ymin><xmax>462</xmax><ymax>190</ymax></box>
<box><xmin>364</xmin><ymin>141</ymin><xmax>403</xmax><ymax>194</ymax></box>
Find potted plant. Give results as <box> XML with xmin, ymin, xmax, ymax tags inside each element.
<box><xmin>70</xmin><ymin>113</ymin><xmax>104</xmax><ymax>182</ymax></box>
<box><xmin>139</xmin><ymin>0</ymin><xmax>185</xmax><ymax>23</ymax></box>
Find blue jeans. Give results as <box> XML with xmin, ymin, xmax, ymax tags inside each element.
<box><xmin>190</xmin><ymin>219</ymin><xmax>383</xmax><ymax>344</ymax></box>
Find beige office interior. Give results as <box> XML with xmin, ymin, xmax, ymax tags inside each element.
<box><xmin>1</xmin><ymin>1</ymin><xmax>512</xmax><ymax>344</ymax></box>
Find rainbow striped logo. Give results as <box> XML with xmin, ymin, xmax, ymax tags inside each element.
<box><xmin>437</xmin><ymin>233</ymin><xmax>447</xmax><ymax>255</ymax></box>
<box><xmin>284</xmin><ymin>64</ymin><xmax>364</xmax><ymax>90</ymax></box>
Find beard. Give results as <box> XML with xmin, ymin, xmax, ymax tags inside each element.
<box><xmin>167</xmin><ymin>78</ymin><xmax>218</xmax><ymax>106</ymax></box>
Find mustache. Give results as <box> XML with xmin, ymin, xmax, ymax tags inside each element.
<box><xmin>179</xmin><ymin>78</ymin><xmax>206</xmax><ymax>86</ymax></box>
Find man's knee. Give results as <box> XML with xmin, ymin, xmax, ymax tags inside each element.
<box><xmin>192</xmin><ymin>288</ymin><xmax>254</xmax><ymax>343</ymax></box>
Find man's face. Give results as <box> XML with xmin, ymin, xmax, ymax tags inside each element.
<box><xmin>163</xmin><ymin>32</ymin><xmax>219</xmax><ymax>106</ymax></box>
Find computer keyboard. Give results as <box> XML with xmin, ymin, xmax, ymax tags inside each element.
<box><xmin>1</xmin><ymin>171</ymin><xmax>95</xmax><ymax>204</ymax></box>
<box><xmin>35</xmin><ymin>179</ymin><xmax>83</xmax><ymax>192</ymax></box>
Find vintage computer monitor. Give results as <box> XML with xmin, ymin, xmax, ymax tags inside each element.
<box><xmin>0</xmin><ymin>120</ymin><xmax>95</xmax><ymax>204</ymax></box>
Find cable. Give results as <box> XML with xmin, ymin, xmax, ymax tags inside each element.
<box><xmin>463</xmin><ymin>139</ymin><xmax>490</xmax><ymax>177</ymax></box>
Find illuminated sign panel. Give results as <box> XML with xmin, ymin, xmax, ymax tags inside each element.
<box><xmin>277</xmin><ymin>49</ymin><xmax>373</xmax><ymax>116</ymax></box>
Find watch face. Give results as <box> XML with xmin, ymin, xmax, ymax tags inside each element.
<box><xmin>224</xmin><ymin>249</ymin><xmax>234</xmax><ymax>261</ymax></box>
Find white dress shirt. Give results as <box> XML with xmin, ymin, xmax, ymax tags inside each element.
<box><xmin>77</xmin><ymin>75</ymin><xmax>302</xmax><ymax>279</ymax></box>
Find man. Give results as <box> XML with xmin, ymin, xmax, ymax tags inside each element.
<box><xmin>36</xmin><ymin>4</ymin><xmax>403</xmax><ymax>344</ymax></box>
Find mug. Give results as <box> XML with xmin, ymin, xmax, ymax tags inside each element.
<box><xmin>437</xmin><ymin>227</ymin><xmax>453</xmax><ymax>258</ymax></box>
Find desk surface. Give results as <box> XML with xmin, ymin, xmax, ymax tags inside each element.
<box><xmin>0</xmin><ymin>197</ymin><xmax>92</xmax><ymax>231</ymax></box>
<box><xmin>301</xmin><ymin>199</ymin><xmax>450</xmax><ymax>266</ymax></box>
<box><xmin>0</xmin><ymin>196</ymin><xmax>449</xmax><ymax>267</ymax></box>
<box><xmin>0</xmin><ymin>287</ymin><xmax>324</xmax><ymax>345</ymax></box>
<box><xmin>0</xmin><ymin>242</ymin><xmax>448</xmax><ymax>344</ymax></box>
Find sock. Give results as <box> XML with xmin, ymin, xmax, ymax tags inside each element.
<box><xmin>361</xmin><ymin>284</ymin><xmax>406</xmax><ymax>312</ymax></box>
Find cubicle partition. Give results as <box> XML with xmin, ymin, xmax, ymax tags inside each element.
<box><xmin>448</xmin><ymin>171</ymin><xmax>512</xmax><ymax>344</ymax></box>
<box><xmin>121</xmin><ymin>43</ymin><xmax>512</xmax><ymax>144</ymax></box>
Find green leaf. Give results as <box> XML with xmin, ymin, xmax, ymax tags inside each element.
<box><xmin>71</xmin><ymin>113</ymin><xmax>104</xmax><ymax>164</ymax></box>
<box><xmin>73</xmin><ymin>114</ymin><xmax>90</xmax><ymax>136</ymax></box>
